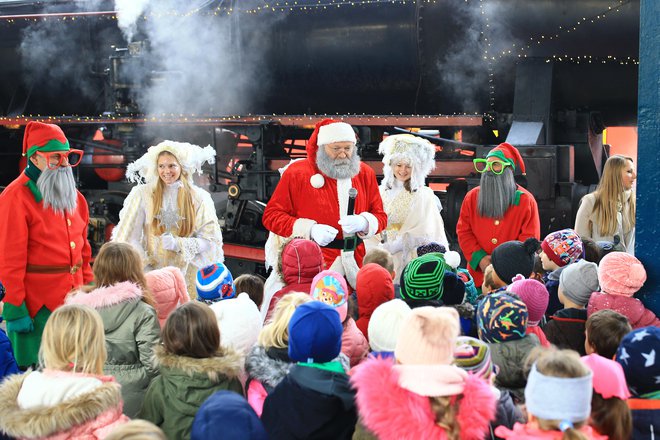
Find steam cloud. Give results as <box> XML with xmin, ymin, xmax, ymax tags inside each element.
<box><xmin>115</xmin><ymin>0</ymin><xmax>149</xmax><ymax>44</ymax></box>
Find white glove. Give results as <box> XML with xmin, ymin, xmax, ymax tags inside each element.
<box><xmin>383</xmin><ymin>238</ymin><xmax>404</xmax><ymax>255</ymax></box>
<box><xmin>310</xmin><ymin>224</ymin><xmax>339</xmax><ymax>247</ymax></box>
<box><xmin>338</xmin><ymin>215</ymin><xmax>368</xmax><ymax>235</ymax></box>
<box><xmin>161</xmin><ymin>233</ymin><xmax>179</xmax><ymax>252</ymax></box>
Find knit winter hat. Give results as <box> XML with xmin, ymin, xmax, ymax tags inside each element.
<box><xmin>506</xmin><ymin>275</ymin><xmax>549</xmax><ymax>326</ymax></box>
<box><xmin>395</xmin><ymin>306</ymin><xmax>460</xmax><ymax>365</ymax></box>
<box><xmin>598</xmin><ymin>252</ymin><xmax>647</xmax><ymax>297</ymax></box>
<box><xmin>145</xmin><ymin>266</ymin><xmax>189</xmax><ymax>327</ymax></box>
<box><xmin>209</xmin><ymin>293</ymin><xmax>263</xmax><ymax>355</ymax></box>
<box><xmin>378</xmin><ymin>134</ymin><xmax>436</xmax><ymax>191</ymax></box>
<box><xmin>559</xmin><ymin>260</ymin><xmax>599</xmax><ymax>307</ymax></box>
<box><xmin>476</xmin><ymin>292</ymin><xmax>529</xmax><ymax>343</ymax></box>
<box><xmin>491</xmin><ymin>238</ymin><xmax>540</xmax><ymax>284</ymax></box>
<box><xmin>416</xmin><ymin>242</ymin><xmax>446</xmax><ymax>257</ymax></box>
<box><xmin>400</xmin><ymin>253</ymin><xmax>449</xmax><ymax>303</ymax></box>
<box><xmin>288</xmin><ymin>301</ymin><xmax>343</xmax><ymax>363</ymax></box>
<box><xmin>541</xmin><ymin>228</ymin><xmax>584</xmax><ymax>268</ymax></box>
<box><xmin>22</xmin><ymin>121</ymin><xmax>70</xmax><ymax>157</ymax></box>
<box><xmin>454</xmin><ymin>336</ymin><xmax>495</xmax><ymax>379</ymax></box>
<box><xmin>196</xmin><ymin>263</ymin><xmax>236</xmax><ymax>304</ymax></box>
<box><xmin>440</xmin><ymin>271</ymin><xmax>466</xmax><ymax>306</ymax></box>
<box><xmin>616</xmin><ymin>326</ymin><xmax>660</xmax><ymax>396</ymax></box>
<box><xmin>581</xmin><ymin>354</ymin><xmax>631</xmax><ymax>400</ymax></box>
<box><xmin>486</xmin><ymin>142</ymin><xmax>526</xmax><ymax>174</ymax></box>
<box><xmin>367</xmin><ymin>299</ymin><xmax>412</xmax><ymax>353</ymax></box>
<box><xmin>191</xmin><ymin>391</ymin><xmax>267</xmax><ymax>440</ymax></box>
<box><xmin>310</xmin><ymin>270</ymin><xmax>349</xmax><ymax>322</ymax></box>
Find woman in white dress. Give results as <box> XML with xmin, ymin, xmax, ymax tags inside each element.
<box><xmin>112</xmin><ymin>141</ymin><xmax>224</xmax><ymax>297</ymax></box>
<box><xmin>369</xmin><ymin>134</ymin><xmax>449</xmax><ymax>284</ymax></box>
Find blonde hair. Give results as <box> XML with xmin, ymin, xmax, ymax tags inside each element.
<box><xmin>363</xmin><ymin>248</ymin><xmax>395</xmax><ymax>274</ymax></box>
<box><xmin>151</xmin><ymin>151</ymin><xmax>196</xmax><ymax>237</ymax></box>
<box><xmin>258</xmin><ymin>292</ymin><xmax>311</xmax><ymax>349</ymax></box>
<box><xmin>592</xmin><ymin>155</ymin><xmax>636</xmax><ymax>236</ymax></box>
<box><xmin>105</xmin><ymin>420</ymin><xmax>167</xmax><ymax>440</ymax></box>
<box><xmin>40</xmin><ymin>304</ymin><xmax>107</xmax><ymax>375</ymax></box>
<box><xmin>429</xmin><ymin>396</ymin><xmax>460</xmax><ymax>439</ymax></box>
<box><xmin>92</xmin><ymin>242</ymin><xmax>156</xmax><ymax>308</ymax></box>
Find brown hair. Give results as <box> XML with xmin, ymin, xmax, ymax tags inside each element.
<box><xmin>151</xmin><ymin>151</ymin><xmax>197</xmax><ymax>237</ymax></box>
<box><xmin>580</xmin><ymin>237</ymin><xmax>603</xmax><ymax>264</ymax></box>
<box><xmin>363</xmin><ymin>248</ymin><xmax>395</xmax><ymax>274</ymax></box>
<box><xmin>234</xmin><ymin>274</ymin><xmax>265</xmax><ymax>308</ymax></box>
<box><xmin>92</xmin><ymin>242</ymin><xmax>156</xmax><ymax>308</ymax></box>
<box><xmin>429</xmin><ymin>396</ymin><xmax>460</xmax><ymax>439</ymax></box>
<box><xmin>589</xmin><ymin>392</ymin><xmax>632</xmax><ymax>440</ymax></box>
<box><xmin>591</xmin><ymin>155</ymin><xmax>636</xmax><ymax>236</ymax></box>
<box><xmin>585</xmin><ymin>310</ymin><xmax>632</xmax><ymax>359</ymax></box>
<box><xmin>162</xmin><ymin>302</ymin><xmax>220</xmax><ymax>358</ymax></box>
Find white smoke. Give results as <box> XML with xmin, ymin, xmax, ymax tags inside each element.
<box><xmin>115</xmin><ymin>0</ymin><xmax>150</xmax><ymax>43</ymax></box>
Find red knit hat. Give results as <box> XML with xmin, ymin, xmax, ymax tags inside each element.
<box><xmin>486</xmin><ymin>142</ymin><xmax>526</xmax><ymax>174</ymax></box>
<box><xmin>22</xmin><ymin>121</ymin><xmax>70</xmax><ymax>158</ymax></box>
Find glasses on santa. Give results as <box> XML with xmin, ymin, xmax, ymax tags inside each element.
<box><xmin>35</xmin><ymin>149</ymin><xmax>84</xmax><ymax>170</ymax></box>
<box><xmin>473</xmin><ymin>158</ymin><xmax>511</xmax><ymax>175</ymax></box>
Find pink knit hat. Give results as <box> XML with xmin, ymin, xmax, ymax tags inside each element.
<box><xmin>394</xmin><ymin>306</ymin><xmax>460</xmax><ymax>365</ymax></box>
<box><xmin>506</xmin><ymin>275</ymin><xmax>549</xmax><ymax>326</ymax></box>
<box><xmin>581</xmin><ymin>353</ymin><xmax>630</xmax><ymax>400</ymax></box>
<box><xmin>598</xmin><ymin>252</ymin><xmax>647</xmax><ymax>297</ymax></box>
<box><xmin>145</xmin><ymin>266</ymin><xmax>189</xmax><ymax>327</ymax></box>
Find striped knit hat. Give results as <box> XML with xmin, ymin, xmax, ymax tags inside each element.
<box><xmin>400</xmin><ymin>253</ymin><xmax>449</xmax><ymax>303</ymax></box>
<box><xmin>454</xmin><ymin>336</ymin><xmax>495</xmax><ymax>379</ymax></box>
<box><xmin>476</xmin><ymin>292</ymin><xmax>529</xmax><ymax>343</ymax></box>
<box><xmin>196</xmin><ymin>263</ymin><xmax>236</xmax><ymax>304</ymax></box>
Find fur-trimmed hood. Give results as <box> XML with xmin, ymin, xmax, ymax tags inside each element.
<box><xmin>0</xmin><ymin>372</ymin><xmax>126</xmax><ymax>439</ymax></box>
<box><xmin>350</xmin><ymin>356</ymin><xmax>496</xmax><ymax>440</ymax></box>
<box><xmin>245</xmin><ymin>345</ymin><xmax>292</xmax><ymax>389</ymax></box>
<box><xmin>153</xmin><ymin>344</ymin><xmax>243</xmax><ymax>383</ymax></box>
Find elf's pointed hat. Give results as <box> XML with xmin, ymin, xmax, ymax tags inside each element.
<box><xmin>306</xmin><ymin>119</ymin><xmax>357</xmax><ymax>170</ymax></box>
<box><xmin>486</xmin><ymin>142</ymin><xmax>526</xmax><ymax>175</ymax></box>
<box><xmin>22</xmin><ymin>121</ymin><xmax>70</xmax><ymax>158</ymax></box>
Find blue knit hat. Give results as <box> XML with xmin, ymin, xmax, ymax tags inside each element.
<box><xmin>196</xmin><ymin>263</ymin><xmax>236</xmax><ymax>304</ymax></box>
<box><xmin>191</xmin><ymin>391</ymin><xmax>267</xmax><ymax>440</ymax></box>
<box><xmin>616</xmin><ymin>326</ymin><xmax>660</xmax><ymax>397</ymax></box>
<box><xmin>288</xmin><ymin>301</ymin><xmax>343</xmax><ymax>363</ymax></box>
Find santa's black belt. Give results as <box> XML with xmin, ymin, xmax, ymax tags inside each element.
<box><xmin>325</xmin><ymin>236</ymin><xmax>363</xmax><ymax>251</ymax></box>
<box><xmin>26</xmin><ymin>261</ymin><xmax>83</xmax><ymax>275</ymax></box>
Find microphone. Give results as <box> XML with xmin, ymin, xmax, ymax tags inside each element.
<box><xmin>347</xmin><ymin>188</ymin><xmax>358</xmax><ymax>216</ymax></box>
<box><xmin>344</xmin><ymin>188</ymin><xmax>358</xmax><ymax>252</ymax></box>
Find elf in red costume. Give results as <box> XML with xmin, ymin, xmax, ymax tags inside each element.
<box><xmin>0</xmin><ymin>121</ymin><xmax>93</xmax><ymax>367</ymax></box>
<box><xmin>456</xmin><ymin>143</ymin><xmax>540</xmax><ymax>288</ymax></box>
<box><xmin>262</xmin><ymin>119</ymin><xmax>387</xmax><ymax>288</ymax></box>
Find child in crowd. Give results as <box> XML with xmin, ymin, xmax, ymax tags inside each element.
<box><xmin>145</xmin><ymin>265</ymin><xmax>189</xmax><ymax>327</ymax></box>
<box><xmin>588</xmin><ymin>252</ymin><xmax>660</xmax><ymax>328</ymax></box>
<box><xmin>477</xmin><ymin>292</ymin><xmax>540</xmax><ymax>403</ymax></box>
<box><xmin>234</xmin><ymin>274</ymin><xmax>265</xmax><ymax>309</ymax></box>
<box><xmin>0</xmin><ymin>285</ymin><xmax>19</xmax><ymax>380</ymax></box>
<box><xmin>484</xmin><ymin>238</ymin><xmax>540</xmax><ymax>293</ymax></box>
<box><xmin>363</xmin><ymin>247</ymin><xmax>396</xmax><ymax>279</ymax></box>
<box><xmin>367</xmin><ymin>299</ymin><xmax>411</xmax><ymax>358</ymax></box>
<box><xmin>495</xmin><ymin>348</ymin><xmax>606</xmax><ymax>439</ymax></box>
<box><xmin>65</xmin><ymin>241</ymin><xmax>161</xmax><ymax>417</ymax></box>
<box><xmin>106</xmin><ymin>420</ymin><xmax>167</xmax><ymax>440</ymax></box>
<box><xmin>0</xmin><ymin>304</ymin><xmax>129</xmax><ymax>439</ymax></box>
<box><xmin>585</xmin><ymin>309</ymin><xmax>632</xmax><ymax>359</ymax></box>
<box><xmin>544</xmin><ymin>259</ymin><xmax>599</xmax><ymax>355</ymax></box>
<box><xmin>245</xmin><ymin>291</ymin><xmax>311</xmax><ymax>416</ymax></box>
<box><xmin>581</xmin><ymin>354</ymin><xmax>632</xmax><ymax>440</ymax></box>
<box><xmin>539</xmin><ymin>228</ymin><xmax>584</xmax><ymax>316</ymax></box>
<box><xmin>139</xmin><ymin>302</ymin><xmax>243</xmax><ymax>440</ymax></box>
<box><xmin>529</xmin><ymin>253</ymin><xmax>545</xmax><ymax>282</ymax></box>
<box><xmin>192</xmin><ymin>391</ymin><xmax>267</xmax><ymax>440</ymax></box>
<box><xmin>616</xmin><ymin>326</ymin><xmax>660</xmax><ymax>439</ymax></box>
<box><xmin>506</xmin><ymin>275</ymin><xmax>550</xmax><ymax>347</ymax></box>
<box><xmin>261</xmin><ymin>301</ymin><xmax>358</xmax><ymax>439</ymax></box>
<box><xmin>264</xmin><ymin>238</ymin><xmax>323</xmax><ymax>321</ymax></box>
<box><xmin>355</xmin><ymin>263</ymin><xmax>395</xmax><ymax>339</ymax></box>
<box><xmin>311</xmin><ymin>270</ymin><xmax>368</xmax><ymax>367</ymax></box>
<box><xmin>399</xmin><ymin>252</ymin><xmax>454</xmax><ymax>308</ymax></box>
<box><xmin>351</xmin><ymin>307</ymin><xmax>496</xmax><ymax>440</ymax></box>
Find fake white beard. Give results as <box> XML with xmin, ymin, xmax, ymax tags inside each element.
<box><xmin>37</xmin><ymin>166</ymin><xmax>78</xmax><ymax>215</ymax></box>
<box><xmin>477</xmin><ymin>168</ymin><xmax>517</xmax><ymax>219</ymax></box>
<box><xmin>316</xmin><ymin>147</ymin><xmax>360</xmax><ymax>180</ymax></box>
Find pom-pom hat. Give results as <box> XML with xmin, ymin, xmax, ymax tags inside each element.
<box><xmin>598</xmin><ymin>252</ymin><xmax>647</xmax><ymax>297</ymax></box>
<box><xmin>196</xmin><ymin>263</ymin><xmax>236</xmax><ymax>304</ymax></box>
<box><xmin>491</xmin><ymin>238</ymin><xmax>540</xmax><ymax>285</ymax></box>
<box><xmin>126</xmin><ymin>140</ymin><xmax>215</xmax><ymax>184</ymax></box>
<box><xmin>288</xmin><ymin>301</ymin><xmax>343</xmax><ymax>363</ymax></box>
<box><xmin>379</xmin><ymin>134</ymin><xmax>436</xmax><ymax>191</ymax></box>
<box><xmin>541</xmin><ymin>228</ymin><xmax>584</xmax><ymax>268</ymax></box>
<box><xmin>486</xmin><ymin>142</ymin><xmax>526</xmax><ymax>174</ymax></box>
<box><xmin>22</xmin><ymin>121</ymin><xmax>70</xmax><ymax>157</ymax></box>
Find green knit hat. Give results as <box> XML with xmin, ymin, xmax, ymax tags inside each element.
<box><xmin>400</xmin><ymin>253</ymin><xmax>448</xmax><ymax>302</ymax></box>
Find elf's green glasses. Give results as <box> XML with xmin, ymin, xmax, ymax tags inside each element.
<box><xmin>473</xmin><ymin>158</ymin><xmax>511</xmax><ymax>175</ymax></box>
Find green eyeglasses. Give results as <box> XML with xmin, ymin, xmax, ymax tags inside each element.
<box><xmin>473</xmin><ymin>158</ymin><xmax>511</xmax><ymax>175</ymax></box>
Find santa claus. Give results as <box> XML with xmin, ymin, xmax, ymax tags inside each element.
<box><xmin>262</xmin><ymin>119</ymin><xmax>387</xmax><ymax>288</ymax></box>
<box><xmin>456</xmin><ymin>142</ymin><xmax>540</xmax><ymax>288</ymax></box>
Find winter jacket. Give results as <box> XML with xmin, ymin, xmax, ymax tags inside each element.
<box><xmin>542</xmin><ymin>267</ymin><xmax>565</xmax><ymax>318</ymax></box>
<box><xmin>0</xmin><ymin>328</ymin><xmax>19</xmax><ymax>381</ymax></box>
<box><xmin>489</xmin><ymin>334</ymin><xmax>540</xmax><ymax>403</ymax></box>
<box><xmin>139</xmin><ymin>345</ymin><xmax>244</xmax><ymax>440</ymax></box>
<box><xmin>628</xmin><ymin>398</ymin><xmax>660</xmax><ymax>440</ymax></box>
<box><xmin>144</xmin><ymin>266</ymin><xmax>189</xmax><ymax>327</ymax></box>
<box><xmin>588</xmin><ymin>291</ymin><xmax>660</xmax><ymax>329</ymax></box>
<box><xmin>355</xmin><ymin>263</ymin><xmax>395</xmax><ymax>339</ymax></box>
<box><xmin>262</xmin><ymin>363</ymin><xmax>357</xmax><ymax>439</ymax></box>
<box><xmin>0</xmin><ymin>369</ymin><xmax>128</xmax><ymax>439</ymax></box>
<box><xmin>350</xmin><ymin>356</ymin><xmax>496</xmax><ymax>440</ymax></box>
<box><xmin>543</xmin><ymin>308</ymin><xmax>588</xmax><ymax>355</ymax></box>
<box><xmin>66</xmin><ymin>281</ymin><xmax>161</xmax><ymax>417</ymax></box>
<box><xmin>526</xmin><ymin>326</ymin><xmax>550</xmax><ymax>347</ymax></box>
<box><xmin>245</xmin><ymin>345</ymin><xmax>293</xmax><ymax>417</ymax></box>
<box><xmin>493</xmin><ymin>388</ymin><xmax>525</xmax><ymax>440</ymax></box>
<box><xmin>494</xmin><ymin>422</ymin><xmax>607</xmax><ymax>439</ymax></box>
<box><xmin>342</xmin><ymin>317</ymin><xmax>369</xmax><ymax>367</ymax></box>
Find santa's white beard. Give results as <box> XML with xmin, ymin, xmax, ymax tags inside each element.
<box><xmin>37</xmin><ymin>166</ymin><xmax>78</xmax><ymax>215</ymax></box>
<box><xmin>316</xmin><ymin>148</ymin><xmax>360</xmax><ymax>179</ymax></box>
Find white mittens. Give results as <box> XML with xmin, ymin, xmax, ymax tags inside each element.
<box><xmin>383</xmin><ymin>238</ymin><xmax>404</xmax><ymax>254</ymax></box>
<box><xmin>161</xmin><ymin>233</ymin><xmax>179</xmax><ymax>251</ymax></box>
<box><xmin>310</xmin><ymin>224</ymin><xmax>339</xmax><ymax>246</ymax></box>
<box><xmin>338</xmin><ymin>215</ymin><xmax>368</xmax><ymax>235</ymax></box>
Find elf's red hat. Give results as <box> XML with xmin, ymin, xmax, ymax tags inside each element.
<box><xmin>22</xmin><ymin>121</ymin><xmax>69</xmax><ymax>158</ymax></box>
<box><xmin>486</xmin><ymin>142</ymin><xmax>526</xmax><ymax>175</ymax></box>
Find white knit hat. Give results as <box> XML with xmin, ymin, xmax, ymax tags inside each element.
<box><xmin>368</xmin><ymin>299</ymin><xmax>412</xmax><ymax>353</ymax></box>
<box><xmin>209</xmin><ymin>292</ymin><xmax>263</xmax><ymax>355</ymax></box>
<box><xmin>379</xmin><ymin>134</ymin><xmax>436</xmax><ymax>191</ymax></box>
<box><xmin>316</xmin><ymin>122</ymin><xmax>357</xmax><ymax>146</ymax></box>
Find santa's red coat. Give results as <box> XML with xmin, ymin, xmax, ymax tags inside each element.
<box><xmin>0</xmin><ymin>173</ymin><xmax>93</xmax><ymax>316</ymax></box>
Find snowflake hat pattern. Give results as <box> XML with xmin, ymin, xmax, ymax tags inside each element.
<box><xmin>616</xmin><ymin>326</ymin><xmax>660</xmax><ymax>397</ymax></box>
<box><xmin>476</xmin><ymin>292</ymin><xmax>529</xmax><ymax>343</ymax></box>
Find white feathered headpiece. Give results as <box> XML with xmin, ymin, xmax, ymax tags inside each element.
<box><xmin>126</xmin><ymin>140</ymin><xmax>216</xmax><ymax>184</ymax></box>
<box><xmin>379</xmin><ymin>134</ymin><xmax>436</xmax><ymax>191</ymax></box>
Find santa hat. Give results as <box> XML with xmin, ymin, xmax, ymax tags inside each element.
<box><xmin>305</xmin><ymin>119</ymin><xmax>356</xmax><ymax>170</ymax></box>
<box><xmin>22</xmin><ymin>121</ymin><xmax>70</xmax><ymax>157</ymax></box>
<box><xmin>378</xmin><ymin>134</ymin><xmax>436</xmax><ymax>191</ymax></box>
<box><xmin>486</xmin><ymin>142</ymin><xmax>526</xmax><ymax>174</ymax></box>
